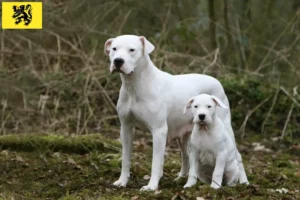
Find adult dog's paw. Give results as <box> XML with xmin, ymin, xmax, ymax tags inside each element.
<box><xmin>140</xmin><ymin>184</ymin><xmax>158</xmax><ymax>191</ymax></box>
<box><xmin>183</xmin><ymin>184</ymin><xmax>191</xmax><ymax>188</ymax></box>
<box><xmin>113</xmin><ymin>179</ymin><xmax>128</xmax><ymax>187</ymax></box>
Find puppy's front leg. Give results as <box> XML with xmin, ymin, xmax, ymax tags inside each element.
<box><xmin>140</xmin><ymin>123</ymin><xmax>168</xmax><ymax>191</ymax></box>
<box><xmin>113</xmin><ymin>124</ymin><xmax>134</xmax><ymax>187</ymax></box>
<box><xmin>211</xmin><ymin>153</ymin><xmax>226</xmax><ymax>189</ymax></box>
<box><xmin>184</xmin><ymin>147</ymin><xmax>198</xmax><ymax>188</ymax></box>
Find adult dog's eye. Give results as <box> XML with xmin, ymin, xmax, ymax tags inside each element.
<box><xmin>129</xmin><ymin>48</ymin><xmax>135</xmax><ymax>52</ymax></box>
<box><xmin>194</xmin><ymin>105</ymin><xmax>198</xmax><ymax>108</ymax></box>
<box><xmin>112</xmin><ymin>47</ymin><xmax>117</xmax><ymax>51</ymax></box>
<box><xmin>207</xmin><ymin>105</ymin><xmax>211</xmax><ymax>108</ymax></box>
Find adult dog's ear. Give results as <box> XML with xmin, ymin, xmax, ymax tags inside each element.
<box><xmin>140</xmin><ymin>36</ymin><xmax>155</xmax><ymax>55</ymax></box>
<box><xmin>183</xmin><ymin>97</ymin><xmax>195</xmax><ymax>114</ymax></box>
<box><xmin>104</xmin><ymin>38</ymin><xmax>114</xmax><ymax>55</ymax></box>
<box><xmin>211</xmin><ymin>95</ymin><xmax>228</xmax><ymax>109</ymax></box>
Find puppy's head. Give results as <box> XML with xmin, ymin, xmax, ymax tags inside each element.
<box><xmin>183</xmin><ymin>94</ymin><xmax>228</xmax><ymax>126</ymax></box>
<box><xmin>104</xmin><ymin>35</ymin><xmax>155</xmax><ymax>75</ymax></box>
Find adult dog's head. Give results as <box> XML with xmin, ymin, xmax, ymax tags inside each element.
<box><xmin>183</xmin><ymin>94</ymin><xmax>228</xmax><ymax>126</ymax></box>
<box><xmin>104</xmin><ymin>35</ymin><xmax>155</xmax><ymax>75</ymax></box>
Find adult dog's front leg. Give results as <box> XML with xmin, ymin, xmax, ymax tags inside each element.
<box><xmin>140</xmin><ymin>124</ymin><xmax>168</xmax><ymax>191</ymax></box>
<box><xmin>211</xmin><ymin>153</ymin><xmax>226</xmax><ymax>189</ymax></box>
<box><xmin>113</xmin><ymin>124</ymin><xmax>134</xmax><ymax>187</ymax></box>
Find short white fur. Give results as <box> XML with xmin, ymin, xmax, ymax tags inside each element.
<box><xmin>183</xmin><ymin>94</ymin><xmax>249</xmax><ymax>189</ymax></box>
<box><xmin>104</xmin><ymin>35</ymin><xmax>248</xmax><ymax>191</ymax></box>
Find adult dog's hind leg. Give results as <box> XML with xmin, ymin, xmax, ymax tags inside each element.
<box><xmin>175</xmin><ymin>134</ymin><xmax>190</xmax><ymax>180</ymax></box>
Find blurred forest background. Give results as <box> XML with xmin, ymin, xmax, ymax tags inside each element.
<box><xmin>0</xmin><ymin>0</ymin><xmax>299</xmax><ymax>139</ymax></box>
<box><xmin>1</xmin><ymin>0</ymin><xmax>300</xmax><ymax>199</ymax></box>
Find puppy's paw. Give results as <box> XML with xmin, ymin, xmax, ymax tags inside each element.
<box><xmin>227</xmin><ymin>183</ymin><xmax>236</xmax><ymax>187</ymax></box>
<box><xmin>183</xmin><ymin>183</ymin><xmax>193</xmax><ymax>188</ymax></box>
<box><xmin>140</xmin><ymin>184</ymin><xmax>158</xmax><ymax>191</ymax></box>
<box><xmin>113</xmin><ymin>178</ymin><xmax>128</xmax><ymax>187</ymax></box>
<box><xmin>210</xmin><ymin>183</ymin><xmax>221</xmax><ymax>189</ymax></box>
<box><xmin>183</xmin><ymin>181</ymin><xmax>196</xmax><ymax>188</ymax></box>
<box><xmin>242</xmin><ymin>181</ymin><xmax>249</xmax><ymax>185</ymax></box>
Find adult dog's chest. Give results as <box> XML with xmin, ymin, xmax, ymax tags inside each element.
<box><xmin>119</xmin><ymin>94</ymin><xmax>163</xmax><ymax>131</ymax></box>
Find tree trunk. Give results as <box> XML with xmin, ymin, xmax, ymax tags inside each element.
<box><xmin>208</xmin><ymin>0</ymin><xmax>217</xmax><ymax>50</ymax></box>
<box><xmin>223</xmin><ymin>0</ymin><xmax>232</xmax><ymax>47</ymax></box>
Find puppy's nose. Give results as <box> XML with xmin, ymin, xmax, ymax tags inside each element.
<box><xmin>113</xmin><ymin>58</ymin><xmax>124</xmax><ymax>69</ymax></box>
<box><xmin>198</xmin><ymin>114</ymin><xmax>205</xmax><ymax>121</ymax></box>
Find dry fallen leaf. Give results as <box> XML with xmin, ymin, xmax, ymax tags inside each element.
<box><xmin>131</xmin><ymin>195</ymin><xmax>139</xmax><ymax>200</ymax></box>
<box><xmin>1</xmin><ymin>150</ymin><xmax>9</xmax><ymax>156</ymax></box>
<box><xmin>66</xmin><ymin>158</ymin><xmax>76</xmax><ymax>165</ymax></box>
<box><xmin>252</xmin><ymin>142</ymin><xmax>272</xmax><ymax>152</ymax></box>
<box><xmin>16</xmin><ymin>156</ymin><xmax>25</xmax><ymax>163</ymax></box>
<box><xmin>275</xmin><ymin>188</ymin><xmax>289</xmax><ymax>194</ymax></box>
<box><xmin>155</xmin><ymin>190</ymin><xmax>162</xmax><ymax>195</ymax></box>
<box><xmin>143</xmin><ymin>175</ymin><xmax>150</xmax><ymax>180</ymax></box>
<box><xmin>91</xmin><ymin>162</ymin><xmax>99</xmax><ymax>170</ymax></box>
<box><xmin>134</xmin><ymin>138</ymin><xmax>148</xmax><ymax>150</ymax></box>
<box><xmin>63</xmin><ymin>158</ymin><xmax>82</xmax><ymax>169</ymax></box>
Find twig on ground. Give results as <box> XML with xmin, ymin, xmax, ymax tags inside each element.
<box><xmin>281</xmin><ymin>86</ymin><xmax>298</xmax><ymax>139</ymax></box>
<box><xmin>239</xmin><ymin>97</ymin><xmax>271</xmax><ymax>138</ymax></box>
<box><xmin>281</xmin><ymin>102</ymin><xmax>294</xmax><ymax>139</ymax></box>
<box><xmin>280</xmin><ymin>86</ymin><xmax>300</xmax><ymax>107</ymax></box>
<box><xmin>203</xmin><ymin>48</ymin><xmax>219</xmax><ymax>74</ymax></box>
<box><xmin>261</xmin><ymin>84</ymin><xmax>280</xmax><ymax>134</ymax></box>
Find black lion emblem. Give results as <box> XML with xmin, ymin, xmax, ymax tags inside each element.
<box><xmin>12</xmin><ymin>4</ymin><xmax>32</xmax><ymax>26</ymax></box>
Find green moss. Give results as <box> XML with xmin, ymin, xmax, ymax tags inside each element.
<box><xmin>0</xmin><ymin>134</ymin><xmax>121</xmax><ymax>154</ymax></box>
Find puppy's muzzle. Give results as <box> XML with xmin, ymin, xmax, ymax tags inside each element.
<box><xmin>114</xmin><ymin>58</ymin><xmax>124</xmax><ymax>70</ymax></box>
<box><xmin>198</xmin><ymin>114</ymin><xmax>206</xmax><ymax>121</ymax></box>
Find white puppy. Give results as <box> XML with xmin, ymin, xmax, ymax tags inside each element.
<box><xmin>104</xmin><ymin>35</ymin><xmax>248</xmax><ymax>191</ymax></box>
<box><xmin>183</xmin><ymin>94</ymin><xmax>247</xmax><ymax>189</ymax></box>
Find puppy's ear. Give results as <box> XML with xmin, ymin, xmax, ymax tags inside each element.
<box><xmin>211</xmin><ymin>95</ymin><xmax>228</xmax><ymax>109</ymax></box>
<box><xmin>183</xmin><ymin>97</ymin><xmax>195</xmax><ymax>114</ymax></box>
<box><xmin>104</xmin><ymin>38</ymin><xmax>114</xmax><ymax>55</ymax></box>
<box><xmin>140</xmin><ymin>36</ymin><xmax>155</xmax><ymax>55</ymax></box>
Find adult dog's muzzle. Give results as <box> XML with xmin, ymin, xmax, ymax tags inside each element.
<box><xmin>114</xmin><ymin>58</ymin><xmax>124</xmax><ymax>69</ymax></box>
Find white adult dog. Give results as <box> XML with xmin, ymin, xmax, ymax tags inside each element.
<box><xmin>183</xmin><ymin>94</ymin><xmax>248</xmax><ymax>189</ymax></box>
<box><xmin>104</xmin><ymin>35</ymin><xmax>248</xmax><ymax>191</ymax></box>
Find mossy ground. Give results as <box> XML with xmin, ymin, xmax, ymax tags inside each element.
<box><xmin>0</xmin><ymin>134</ymin><xmax>299</xmax><ymax>200</ymax></box>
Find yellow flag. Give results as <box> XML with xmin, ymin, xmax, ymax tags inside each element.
<box><xmin>2</xmin><ymin>2</ymin><xmax>42</xmax><ymax>29</ymax></box>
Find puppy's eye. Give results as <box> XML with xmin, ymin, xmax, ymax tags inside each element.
<box><xmin>112</xmin><ymin>47</ymin><xmax>117</xmax><ymax>51</ymax></box>
<box><xmin>129</xmin><ymin>48</ymin><xmax>135</xmax><ymax>52</ymax></box>
<box><xmin>207</xmin><ymin>105</ymin><xmax>212</xmax><ymax>108</ymax></box>
<box><xmin>194</xmin><ymin>105</ymin><xmax>198</xmax><ymax>108</ymax></box>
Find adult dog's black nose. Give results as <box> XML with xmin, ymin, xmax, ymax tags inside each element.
<box><xmin>198</xmin><ymin>114</ymin><xmax>205</xmax><ymax>121</ymax></box>
<box><xmin>113</xmin><ymin>58</ymin><xmax>124</xmax><ymax>69</ymax></box>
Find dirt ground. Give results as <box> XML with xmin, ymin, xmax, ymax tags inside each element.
<box><xmin>0</xmin><ymin>134</ymin><xmax>299</xmax><ymax>200</ymax></box>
